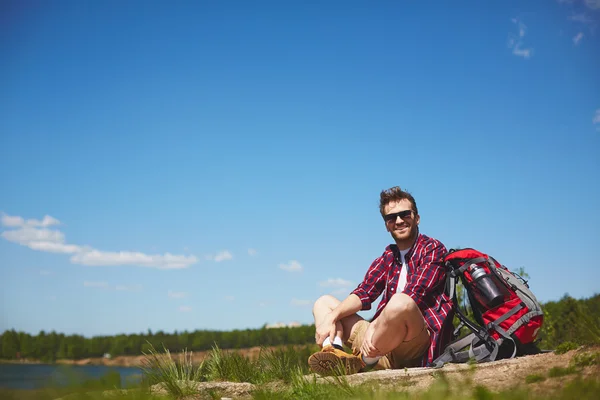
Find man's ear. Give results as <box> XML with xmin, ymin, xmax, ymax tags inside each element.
<box><xmin>415</xmin><ymin>213</ymin><xmax>420</xmax><ymax>226</ymax></box>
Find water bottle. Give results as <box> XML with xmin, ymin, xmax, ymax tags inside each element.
<box><xmin>468</xmin><ymin>264</ymin><xmax>510</xmax><ymax>309</ymax></box>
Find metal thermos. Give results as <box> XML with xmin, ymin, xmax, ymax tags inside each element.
<box><xmin>468</xmin><ymin>264</ymin><xmax>509</xmax><ymax>309</ymax></box>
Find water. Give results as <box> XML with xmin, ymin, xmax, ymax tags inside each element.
<box><xmin>0</xmin><ymin>363</ymin><xmax>142</xmax><ymax>390</ymax></box>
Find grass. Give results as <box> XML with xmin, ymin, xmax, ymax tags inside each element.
<box><xmin>257</xmin><ymin>345</ymin><xmax>314</xmax><ymax>383</ymax></box>
<box><xmin>205</xmin><ymin>344</ymin><xmax>258</xmax><ymax>383</ymax></box>
<box><xmin>570</xmin><ymin>351</ymin><xmax>599</xmax><ymax>368</ymax></box>
<box><xmin>3</xmin><ymin>343</ymin><xmax>599</xmax><ymax>400</ymax></box>
<box><xmin>547</xmin><ymin>366</ymin><xmax>578</xmax><ymax>378</ymax></box>
<box><xmin>554</xmin><ymin>342</ymin><xmax>579</xmax><ymax>355</ymax></box>
<box><xmin>525</xmin><ymin>374</ymin><xmax>546</xmax><ymax>384</ymax></box>
<box><xmin>140</xmin><ymin>343</ymin><xmax>205</xmax><ymax>397</ymax></box>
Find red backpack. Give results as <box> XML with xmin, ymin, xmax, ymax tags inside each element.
<box><xmin>432</xmin><ymin>248</ymin><xmax>544</xmax><ymax>367</ymax></box>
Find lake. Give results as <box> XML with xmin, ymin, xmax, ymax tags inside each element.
<box><xmin>0</xmin><ymin>363</ymin><xmax>142</xmax><ymax>390</ymax></box>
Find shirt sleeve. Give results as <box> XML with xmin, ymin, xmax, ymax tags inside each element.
<box><xmin>351</xmin><ymin>253</ymin><xmax>388</xmax><ymax>311</ymax></box>
<box><xmin>402</xmin><ymin>241</ymin><xmax>447</xmax><ymax>311</ymax></box>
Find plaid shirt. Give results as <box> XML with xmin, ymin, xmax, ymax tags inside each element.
<box><xmin>351</xmin><ymin>233</ymin><xmax>453</xmax><ymax>366</ymax></box>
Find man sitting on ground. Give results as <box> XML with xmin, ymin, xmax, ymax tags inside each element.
<box><xmin>308</xmin><ymin>186</ymin><xmax>453</xmax><ymax>375</ymax></box>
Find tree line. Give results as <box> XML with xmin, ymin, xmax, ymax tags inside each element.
<box><xmin>0</xmin><ymin>324</ymin><xmax>315</xmax><ymax>362</ymax></box>
<box><xmin>1</xmin><ymin>294</ymin><xmax>598</xmax><ymax>362</ymax></box>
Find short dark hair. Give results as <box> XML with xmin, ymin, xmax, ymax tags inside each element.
<box><xmin>379</xmin><ymin>186</ymin><xmax>418</xmax><ymax>216</ymax></box>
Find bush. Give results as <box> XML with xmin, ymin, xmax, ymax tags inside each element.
<box><xmin>555</xmin><ymin>342</ymin><xmax>579</xmax><ymax>355</ymax></box>
<box><xmin>525</xmin><ymin>374</ymin><xmax>546</xmax><ymax>384</ymax></box>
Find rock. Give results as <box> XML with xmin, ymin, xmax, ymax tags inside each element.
<box><xmin>151</xmin><ymin>380</ymin><xmax>256</xmax><ymax>398</ymax></box>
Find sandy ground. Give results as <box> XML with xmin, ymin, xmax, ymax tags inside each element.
<box><xmin>145</xmin><ymin>347</ymin><xmax>599</xmax><ymax>398</ymax></box>
<box><xmin>50</xmin><ymin>346</ymin><xmax>279</xmax><ymax>367</ymax></box>
<box><xmin>326</xmin><ymin>346</ymin><xmax>600</xmax><ymax>393</ymax></box>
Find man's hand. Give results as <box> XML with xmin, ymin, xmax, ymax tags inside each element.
<box><xmin>315</xmin><ymin>311</ymin><xmax>339</xmax><ymax>346</ymax></box>
<box><xmin>360</xmin><ymin>323</ymin><xmax>383</xmax><ymax>358</ymax></box>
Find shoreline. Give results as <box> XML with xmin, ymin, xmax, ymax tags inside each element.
<box><xmin>0</xmin><ymin>345</ymin><xmax>283</xmax><ymax>367</ymax></box>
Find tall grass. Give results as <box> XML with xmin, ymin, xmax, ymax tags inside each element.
<box><xmin>258</xmin><ymin>344</ymin><xmax>316</xmax><ymax>383</ymax></box>
<box><xmin>205</xmin><ymin>344</ymin><xmax>258</xmax><ymax>383</ymax></box>
<box><xmin>140</xmin><ymin>343</ymin><xmax>205</xmax><ymax>397</ymax></box>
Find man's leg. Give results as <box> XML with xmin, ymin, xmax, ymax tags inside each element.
<box><xmin>363</xmin><ymin>293</ymin><xmax>429</xmax><ymax>366</ymax></box>
<box><xmin>312</xmin><ymin>295</ymin><xmax>363</xmax><ymax>344</ymax></box>
<box><xmin>309</xmin><ymin>295</ymin><xmax>365</xmax><ymax>375</ymax></box>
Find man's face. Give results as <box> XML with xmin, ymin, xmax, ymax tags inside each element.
<box><xmin>383</xmin><ymin>199</ymin><xmax>420</xmax><ymax>245</ymax></box>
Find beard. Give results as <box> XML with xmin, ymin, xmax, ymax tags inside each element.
<box><xmin>391</xmin><ymin>225</ymin><xmax>418</xmax><ymax>244</ymax></box>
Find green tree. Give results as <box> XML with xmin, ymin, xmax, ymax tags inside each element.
<box><xmin>1</xmin><ymin>330</ymin><xmax>20</xmax><ymax>359</ymax></box>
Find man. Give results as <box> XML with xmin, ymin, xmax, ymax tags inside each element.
<box><xmin>308</xmin><ymin>186</ymin><xmax>453</xmax><ymax>375</ymax></box>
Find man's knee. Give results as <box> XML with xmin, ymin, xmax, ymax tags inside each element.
<box><xmin>384</xmin><ymin>293</ymin><xmax>419</xmax><ymax>319</ymax></box>
<box><xmin>313</xmin><ymin>294</ymin><xmax>339</xmax><ymax>313</ymax></box>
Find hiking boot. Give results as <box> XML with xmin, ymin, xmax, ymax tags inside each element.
<box><xmin>308</xmin><ymin>345</ymin><xmax>365</xmax><ymax>376</ymax></box>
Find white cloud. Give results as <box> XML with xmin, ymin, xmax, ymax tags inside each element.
<box><xmin>573</xmin><ymin>32</ymin><xmax>584</xmax><ymax>44</ymax></box>
<box><xmin>224</xmin><ymin>295</ymin><xmax>235</xmax><ymax>301</ymax></box>
<box><xmin>1</xmin><ymin>226</ymin><xmax>65</xmax><ymax>245</ymax></box>
<box><xmin>214</xmin><ymin>251</ymin><xmax>233</xmax><ymax>262</ymax></box>
<box><xmin>28</xmin><ymin>241</ymin><xmax>82</xmax><ymax>254</ymax></box>
<box><xmin>178</xmin><ymin>306</ymin><xmax>192</xmax><ymax>312</ymax></box>
<box><xmin>39</xmin><ymin>270</ymin><xmax>52</xmax><ymax>276</ymax></box>
<box><xmin>70</xmin><ymin>250</ymin><xmax>197</xmax><ymax>269</ymax></box>
<box><xmin>568</xmin><ymin>13</ymin><xmax>595</xmax><ymax>24</ymax></box>
<box><xmin>291</xmin><ymin>298</ymin><xmax>311</xmax><ymax>306</ymax></box>
<box><xmin>512</xmin><ymin>47</ymin><xmax>533</xmax><ymax>58</ymax></box>
<box><xmin>84</xmin><ymin>281</ymin><xmax>141</xmax><ymax>291</ymax></box>
<box><xmin>319</xmin><ymin>278</ymin><xmax>353</xmax><ymax>287</ymax></box>
<box><xmin>330</xmin><ymin>288</ymin><xmax>350</xmax><ymax>296</ymax></box>
<box><xmin>585</xmin><ymin>0</ymin><xmax>600</xmax><ymax>10</ymax></box>
<box><xmin>1</xmin><ymin>214</ymin><xmax>24</xmax><ymax>227</ymax></box>
<box><xmin>593</xmin><ymin>109</ymin><xmax>600</xmax><ymax>127</ymax></box>
<box><xmin>84</xmin><ymin>281</ymin><xmax>109</xmax><ymax>288</ymax></box>
<box><xmin>1</xmin><ymin>213</ymin><xmax>60</xmax><ymax>228</ymax></box>
<box><xmin>29</xmin><ymin>215</ymin><xmax>60</xmax><ymax>227</ymax></box>
<box><xmin>248</xmin><ymin>248</ymin><xmax>257</xmax><ymax>256</ymax></box>
<box><xmin>206</xmin><ymin>250</ymin><xmax>233</xmax><ymax>262</ymax></box>
<box><xmin>115</xmin><ymin>284</ymin><xmax>142</xmax><ymax>292</ymax></box>
<box><xmin>508</xmin><ymin>18</ymin><xmax>533</xmax><ymax>59</ymax></box>
<box><xmin>1</xmin><ymin>213</ymin><xmax>198</xmax><ymax>269</ymax></box>
<box><xmin>265</xmin><ymin>321</ymin><xmax>302</xmax><ymax>329</ymax></box>
<box><xmin>168</xmin><ymin>290</ymin><xmax>187</xmax><ymax>299</ymax></box>
<box><xmin>279</xmin><ymin>260</ymin><xmax>303</xmax><ymax>272</ymax></box>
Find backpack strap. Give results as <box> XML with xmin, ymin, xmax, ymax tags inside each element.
<box><xmin>431</xmin><ymin>332</ymin><xmax>499</xmax><ymax>368</ymax></box>
<box><xmin>484</xmin><ymin>302</ymin><xmax>523</xmax><ymax>359</ymax></box>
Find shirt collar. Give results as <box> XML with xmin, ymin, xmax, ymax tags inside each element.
<box><xmin>402</xmin><ymin>232</ymin><xmax>423</xmax><ymax>262</ymax></box>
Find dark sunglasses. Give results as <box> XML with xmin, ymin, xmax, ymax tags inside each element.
<box><xmin>383</xmin><ymin>210</ymin><xmax>414</xmax><ymax>223</ymax></box>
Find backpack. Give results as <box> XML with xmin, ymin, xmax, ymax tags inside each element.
<box><xmin>432</xmin><ymin>248</ymin><xmax>544</xmax><ymax>368</ymax></box>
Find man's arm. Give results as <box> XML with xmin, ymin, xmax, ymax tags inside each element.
<box><xmin>316</xmin><ymin>252</ymin><xmax>390</xmax><ymax>346</ymax></box>
<box><xmin>351</xmin><ymin>253</ymin><xmax>389</xmax><ymax>311</ymax></box>
<box><xmin>315</xmin><ymin>294</ymin><xmax>362</xmax><ymax>345</ymax></box>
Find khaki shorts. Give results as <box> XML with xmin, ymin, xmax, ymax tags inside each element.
<box><xmin>346</xmin><ymin>319</ymin><xmax>430</xmax><ymax>369</ymax></box>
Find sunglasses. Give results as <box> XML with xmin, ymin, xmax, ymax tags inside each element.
<box><xmin>383</xmin><ymin>210</ymin><xmax>414</xmax><ymax>223</ymax></box>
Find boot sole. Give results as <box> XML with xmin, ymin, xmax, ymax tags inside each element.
<box><xmin>308</xmin><ymin>352</ymin><xmax>363</xmax><ymax>376</ymax></box>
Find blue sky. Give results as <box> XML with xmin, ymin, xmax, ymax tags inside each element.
<box><xmin>1</xmin><ymin>0</ymin><xmax>599</xmax><ymax>337</ymax></box>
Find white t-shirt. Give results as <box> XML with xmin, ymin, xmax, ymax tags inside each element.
<box><xmin>397</xmin><ymin>248</ymin><xmax>409</xmax><ymax>292</ymax></box>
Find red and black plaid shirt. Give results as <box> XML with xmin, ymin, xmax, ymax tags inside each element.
<box><xmin>351</xmin><ymin>233</ymin><xmax>453</xmax><ymax>366</ymax></box>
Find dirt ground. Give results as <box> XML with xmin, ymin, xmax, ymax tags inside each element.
<box><xmin>332</xmin><ymin>346</ymin><xmax>600</xmax><ymax>393</ymax></box>
<box><xmin>146</xmin><ymin>347</ymin><xmax>599</xmax><ymax>399</ymax></box>
<box><xmin>51</xmin><ymin>345</ymin><xmax>277</xmax><ymax>367</ymax></box>
<box><xmin>7</xmin><ymin>345</ymin><xmax>599</xmax><ymax>398</ymax></box>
